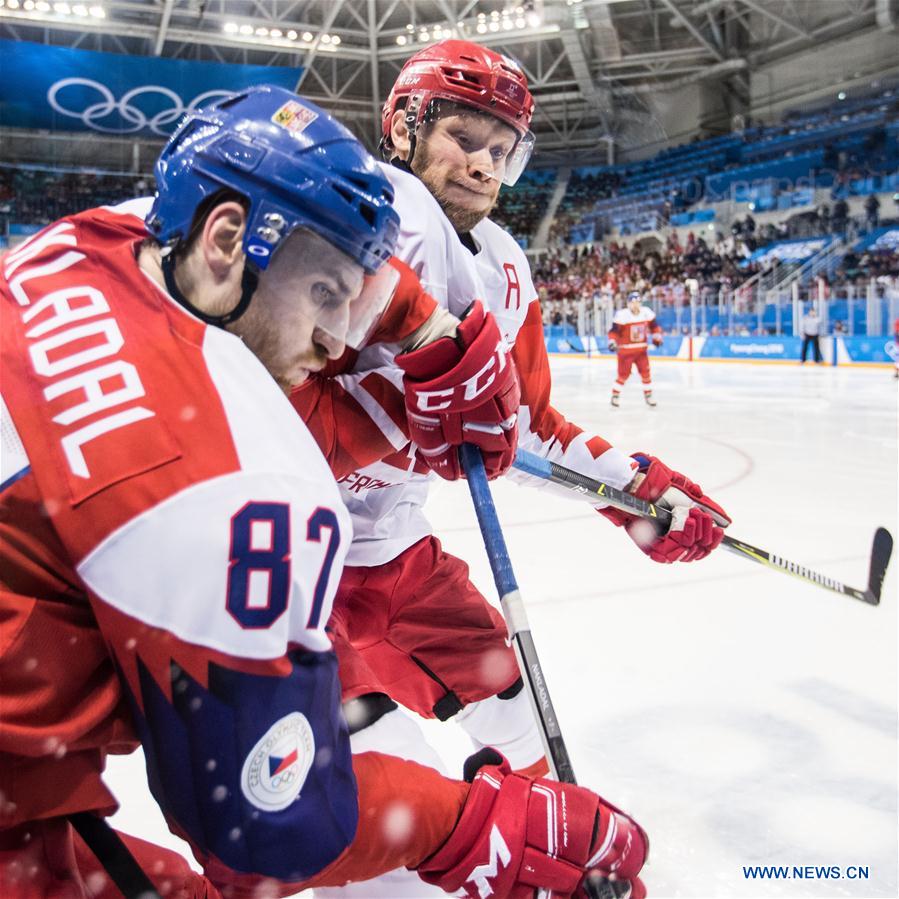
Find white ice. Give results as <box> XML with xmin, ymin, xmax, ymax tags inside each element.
<box><xmin>106</xmin><ymin>357</ymin><xmax>898</xmax><ymax>899</ymax></box>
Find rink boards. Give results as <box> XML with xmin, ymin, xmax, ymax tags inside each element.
<box><xmin>547</xmin><ymin>333</ymin><xmax>898</xmax><ymax>365</ymax></box>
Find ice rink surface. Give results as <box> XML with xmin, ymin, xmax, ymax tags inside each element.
<box><xmin>106</xmin><ymin>357</ymin><xmax>898</xmax><ymax>899</ymax></box>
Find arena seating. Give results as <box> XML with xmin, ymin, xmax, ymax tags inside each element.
<box><xmin>0</xmin><ymin>166</ymin><xmax>146</xmax><ymax>232</ymax></box>
<box><xmin>554</xmin><ymin>83</ymin><xmax>898</xmax><ymax>243</ymax></box>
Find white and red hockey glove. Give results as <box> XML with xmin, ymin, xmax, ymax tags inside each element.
<box><xmin>397</xmin><ymin>301</ymin><xmax>520</xmax><ymax>481</ymax></box>
<box><xmin>417</xmin><ymin>750</ymin><xmax>648</xmax><ymax>899</ymax></box>
<box><xmin>602</xmin><ymin>453</ymin><xmax>731</xmax><ymax>563</ymax></box>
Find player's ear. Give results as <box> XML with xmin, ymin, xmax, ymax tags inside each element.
<box><xmin>202</xmin><ymin>201</ymin><xmax>246</xmax><ymax>280</ymax></box>
<box><xmin>390</xmin><ymin>109</ymin><xmax>411</xmax><ymax>159</ymax></box>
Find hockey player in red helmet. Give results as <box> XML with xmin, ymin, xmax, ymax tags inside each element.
<box><xmin>304</xmin><ymin>39</ymin><xmax>731</xmax><ymax>899</ymax></box>
<box><xmin>380</xmin><ymin>40</ymin><xmax>535</xmax><ymax>231</ymax></box>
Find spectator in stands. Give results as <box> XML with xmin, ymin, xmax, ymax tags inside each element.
<box><xmin>865</xmin><ymin>194</ymin><xmax>880</xmax><ymax>231</ymax></box>
<box><xmin>832</xmin><ymin>197</ymin><xmax>849</xmax><ymax>233</ymax></box>
<box><xmin>800</xmin><ymin>307</ymin><xmax>824</xmax><ymax>364</ymax></box>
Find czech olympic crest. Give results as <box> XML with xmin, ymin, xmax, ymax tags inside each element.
<box><xmin>46</xmin><ymin>78</ymin><xmax>233</xmax><ymax>136</ymax></box>
<box><xmin>240</xmin><ymin>711</ymin><xmax>315</xmax><ymax>812</ymax></box>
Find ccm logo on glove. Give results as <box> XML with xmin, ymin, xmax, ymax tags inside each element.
<box><xmin>414</xmin><ymin>337</ymin><xmax>508</xmax><ymax>412</ymax></box>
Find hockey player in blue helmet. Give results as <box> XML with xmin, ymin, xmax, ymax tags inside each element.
<box><xmin>143</xmin><ymin>84</ymin><xmax>402</xmax><ymax>391</ymax></box>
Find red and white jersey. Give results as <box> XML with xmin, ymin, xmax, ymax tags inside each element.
<box><xmin>609</xmin><ymin>305</ymin><xmax>662</xmax><ymax>351</ymax></box>
<box><xmin>0</xmin><ymin>202</ymin><xmax>358</xmax><ymax>884</ymax></box>
<box><xmin>328</xmin><ymin>165</ymin><xmax>635</xmax><ymax>566</ymax></box>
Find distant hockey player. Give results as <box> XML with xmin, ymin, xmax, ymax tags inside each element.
<box><xmin>608</xmin><ymin>290</ymin><xmax>664</xmax><ymax>406</ymax></box>
<box><xmin>0</xmin><ymin>86</ymin><xmax>649</xmax><ymax>899</ymax></box>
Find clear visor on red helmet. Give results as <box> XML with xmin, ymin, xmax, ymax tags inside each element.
<box><xmin>410</xmin><ymin>95</ymin><xmax>535</xmax><ymax>186</ymax></box>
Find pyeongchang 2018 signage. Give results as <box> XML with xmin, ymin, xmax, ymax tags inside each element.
<box><xmin>0</xmin><ymin>40</ymin><xmax>301</xmax><ymax>138</ymax></box>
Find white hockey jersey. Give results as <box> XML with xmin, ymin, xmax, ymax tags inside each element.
<box><xmin>335</xmin><ymin>165</ymin><xmax>635</xmax><ymax>567</ymax></box>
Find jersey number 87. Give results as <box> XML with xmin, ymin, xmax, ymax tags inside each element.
<box><xmin>226</xmin><ymin>501</ymin><xmax>340</xmax><ymax>630</ymax></box>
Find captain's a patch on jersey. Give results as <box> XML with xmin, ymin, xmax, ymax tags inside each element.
<box><xmin>271</xmin><ymin>100</ymin><xmax>318</xmax><ymax>136</ymax></box>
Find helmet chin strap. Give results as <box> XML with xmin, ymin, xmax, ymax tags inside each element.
<box><xmin>161</xmin><ymin>251</ymin><xmax>259</xmax><ymax>327</ymax></box>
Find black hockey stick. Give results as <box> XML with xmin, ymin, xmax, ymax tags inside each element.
<box><xmin>460</xmin><ymin>444</ymin><xmax>631</xmax><ymax>899</ymax></box>
<box><xmin>513</xmin><ymin>449</ymin><xmax>893</xmax><ymax>607</ymax></box>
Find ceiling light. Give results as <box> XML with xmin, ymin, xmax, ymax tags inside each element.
<box><xmin>302</xmin><ymin>31</ymin><xmax>313</xmax><ymax>41</ymax></box>
<box><xmin>223</xmin><ymin>21</ymin><xmax>238</xmax><ymax>33</ymax></box>
<box><xmin>526</xmin><ymin>12</ymin><xmax>541</xmax><ymax>26</ymax></box>
<box><xmin>87</xmin><ymin>3</ymin><xmax>104</xmax><ymax>16</ymax></box>
<box><xmin>320</xmin><ymin>33</ymin><xmax>331</xmax><ymax>43</ymax></box>
<box><xmin>396</xmin><ymin>34</ymin><xmax>407</xmax><ymax>45</ymax></box>
<box><xmin>35</xmin><ymin>0</ymin><xmax>51</xmax><ymax>10</ymax></box>
<box><xmin>54</xmin><ymin>2</ymin><xmax>71</xmax><ymax>12</ymax></box>
<box><xmin>23</xmin><ymin>0</ymin><xmax>34</xmax><ymax>9</ymax></box>
<box><xmin>255</xmin><ymin>26</ymin><xmax>268</xmax><ymax>36</ymax></box>
<box><xmin>270</xmin><ymin>28</ymin><xmax>282</xmax><ymax>38</ymax></box>
<box><xmin>476</xmin><ymin>22</ymin><xmax>487</xmax><ymax>33</ymax></box>
<box><xmin>286</xmin><ymin>29</ymin><xmax>297</xmax><ymax>39</ymax></box>
<box><xmin>330</xmin><ymin>34</ymin><xmax>340</xmax><ymax>45</ymax></box>
<box><xmin>489</xmin><ymin>21</ymin><xmax>500</xmax><ymax>31</ymax></box>
<box><xmin>837</xmin><ymin>91</ymin><xmax>846</xmax><ymax>100</ymax></box>
<box><xmin>502</xmin><ymin>19</ymin><xmax>513</xmax><ymax>29</ymax></box>
<box><xmin>515</xmin><ymin>16</ymin><xmax>525</xmax><ymax>27</ymax></box>
<box><xmin>72</xmin><ymin>1</ymin><xmax>86</xmax><ymax>10</ymax></box>
<box><xmin>239</xmin><ymin>23</ymin><xmax>252</xmax><ymax>34</ymax></box>
<box><xmin>8</xmin><ymin>0</ymin><xmax>21</xmax><ymax>7</ymax></box>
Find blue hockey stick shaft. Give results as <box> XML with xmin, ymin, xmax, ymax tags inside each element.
<box><xmin>459</xmin><ymin>443</ymin><xmax>575</xmax><ymax>784</ymax></box>
<box><xmin>461</xmin><ymin>445</ymin><xmax>631</xmax><ymax>899</ymax></box>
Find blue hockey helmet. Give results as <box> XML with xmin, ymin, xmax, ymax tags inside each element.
<box><xmin>627</xmin><ymin>290</ymin><xmax>642</xmax><ymax>302</ymax></box>
<box><xmin>147</xmin><ymin>85</ymin><xmax>399</xmax><ymax>276</ymax></box>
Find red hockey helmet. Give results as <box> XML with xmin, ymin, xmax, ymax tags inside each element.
<box><xmin>382</xmin><ymin>39</ymin><xmax>536</xmax><ymax>185</ymax></box>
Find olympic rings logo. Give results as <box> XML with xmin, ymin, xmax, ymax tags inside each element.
<box><xmin>47</xmin><ymin>78</ymin><xmax>233</xmax><ymax>135</ymax></box>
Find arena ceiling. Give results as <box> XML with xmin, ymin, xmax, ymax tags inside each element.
<box><xmin>0</xmin><ymin>0</ymin><xmax>893</xmax><ymax>168</ymax></box>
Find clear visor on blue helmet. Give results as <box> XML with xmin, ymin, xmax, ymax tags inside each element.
<box><xmin>323</xmin><ymin>264</ymin><xmax>400</xmax><ymax>351</ymax></box>
<box><xmin>255</xmin><ymin>227</ymin><xmax>400</xmax><ymax>352</ymax></box>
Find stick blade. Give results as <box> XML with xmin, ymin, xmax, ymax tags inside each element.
<box><xmin>864</xmin><ymin>527</ymin><xmax>893</xmax><ymax>605</ymax></box>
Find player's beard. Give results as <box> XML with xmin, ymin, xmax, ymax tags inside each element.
<box><xmin>413</xmin><ymin>140</ymin><xmax>499</xmax><ymax>234</ymax></box>
<box><xmin>227</xmin><ymin>308</ymin><xmax>328</xmax><ymax>394</ymax></box>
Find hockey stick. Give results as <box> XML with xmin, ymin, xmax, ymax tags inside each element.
<box><xmin>513</xmin><ymin>449</ymin><xmax>893</xmax><ymax>607</ymax></box>
<box><xmin>460</xmin><ymin>444</ymin><xmax>629</xmax><ymax>899</ymax></box>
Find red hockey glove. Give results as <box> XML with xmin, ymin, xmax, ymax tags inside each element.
<box><xmin>602</xmin><ymin>453</ymin><xmax>731</xmax><ymax>563</ymax></box>
<box><xmin>417</xmin><ymin>750</ymin><xmax>648</xmax><ymax>899</ymax></box>
<box><xmin>397</xmin><ymin>302</ymin><xmax>520</xmax><ymax>481</ymax></box>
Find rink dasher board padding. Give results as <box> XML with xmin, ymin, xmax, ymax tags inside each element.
<box><xmin>546</xmin><ymin>334</ymin><xmax>898</xmax><ymax>367</ymax></box>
